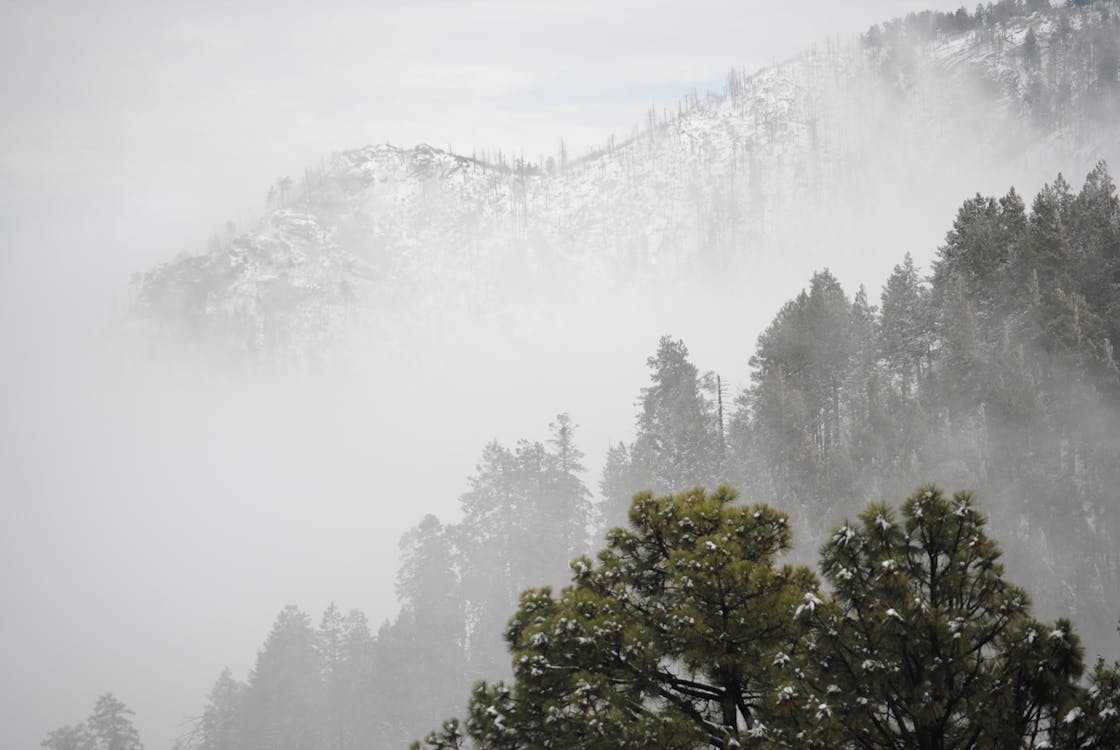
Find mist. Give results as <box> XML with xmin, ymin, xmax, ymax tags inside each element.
<box><xmin>5</xmin><ymin>1</ymin><xmax>1119</xmax><ymax>749</ymax></box>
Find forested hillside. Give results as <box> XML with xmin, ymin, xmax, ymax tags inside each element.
<box><xmin>414</xmin><ymin>164</ymin><xmax>1120</xmax><ymax>748</ymax></box>
<box><xmin>724</xmin><ymin>163</ymin><xmax>1120</xmax><ymax>642</ymax></box>
<box><xmin>141</xmin><ymin>161</ymin><xmax>1120</xmax><ymax>750</ymax></box>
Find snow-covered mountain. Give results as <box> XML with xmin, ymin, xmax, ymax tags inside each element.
<box><xmin>133</xmin><ymin>3</ymin><xmax>1120</xmax><ymax>361</ymax></box>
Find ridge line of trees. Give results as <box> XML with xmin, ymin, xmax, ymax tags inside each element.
<box><xmin>75</xmin><ymin>160</ymin><xmax>1120</xmax><ymax>749</ymax></box>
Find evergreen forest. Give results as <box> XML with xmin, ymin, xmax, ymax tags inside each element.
<box><xmin>44</xmin><ymin>162</ymin><xmax>1120</xmax><ymax>750</ymax></box>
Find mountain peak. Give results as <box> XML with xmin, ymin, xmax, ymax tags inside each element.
<box><xmin>132</xmin><ymin>2</ymin><xmax>1120</xmax><ymax>363</ymax></box>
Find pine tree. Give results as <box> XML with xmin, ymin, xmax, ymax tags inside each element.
<box><xmin>1017</xmin><ymin>175</ymin><xmax>1075</xmax><ymax>294</ymax></box>
<box><xmin>336</xmin><ymin>610</ymin><xmax>378</xmax><ymax>749</ymax></box>
<box><xmin>742</xmin><ymin>271</ymin><xmax>857</xmax><ymax>530</ymax></box>
<box><xmin>598</xmin><ymin>440</ymin><xmax>647</xmax><ymax>535</ymax></box>
<box><xmin>632</xmin><ymin>336</ymin><xmax>724</xmax><ymax>493</ymax></box>
<box><xmin>739</xmin><ymin>366</ymin><xmax>815</xmax><ymax>514</ymax></box>
<box><xmin>196</xmin><ymin>669</ymin><xmax>244</xmax><ymax>750</ymax></box>
<box><xmin>794</xmin><ymin>486</ymin><xmax>1084</xmax><ymax>748</ymax></box>
<box><xmin>505</xmin><ymin>419</ymin><xmax>595</xmax><ymax>591</ymax></box>
<box><xmin>844</xmin><ymin>285</ymin><xmax>892</xmax><ymax>498</ymax></box>
<box><xmin>750</xmin><ymin>271</ymin><xmax>853</xmax><ymax>464</ymax></box>
<box><xmin>439</xmin><ymin>487</ymin><xmax>818</xmax><ymax>749</ymax></box>
<box><xmin>880</xmin><ymin>253</ymin><xmax>931</xmax><ymax>393</ymax></box>
<box><xmin>457</xmin><ymin>442</ymin><xmax>523</xmax><ymax>677</ymax></box>
<box><xmin>239</xmin><ymin>606</ymin><xmax>322</xmax><ymax>750</ymax></box>
<box><xmin>933</xmin><ymin>189</ymin><xmax>1024</xmax><ymax>329</ymax></box>
<box><xmin>544</xmin><ymin>413</ymin><xmax>592</xmax><ymax>564</ymax></box>
<box><xmin>41</xmin><ymin>724</ymin><xmax>89</xmax><ymax>750</ymax></box>
<box><xmin>1068</xmin><ymin>162</ymin><xmax>1120</xmax><ymax>349</ymax></box>
<box><xmin>84</xmin><ymin>694</ymin><xmax>144</xmax><ymax>750</ymax></box>
<box><xmin>317</xmin><ymin>604</ymin><xmax>348</xmax><ymax>750</ymax></box>
<box><xmin>391</xmin><ymin>514</ymin><xmax>468</xmax><ymax>734</ymax></box>
<box><xmin>509</xmin><ymin>438</ymin><xmax>553</xmax><ymax>588</ymax></box>
<box><xmin>1052</xmin><ymin>657</ymin><xmax>1120</xmax><ymax>748</ymax></box>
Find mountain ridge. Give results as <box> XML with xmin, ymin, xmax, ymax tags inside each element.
<box><xmin>133</xmin><ymin>2</ymin><xmax>1120</xmax><ymax>362</ymax></box>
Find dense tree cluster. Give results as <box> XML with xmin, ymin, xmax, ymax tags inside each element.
<box><xmin>42</xmin><ymin>693</ymin><xmax>144</xmax><ymax>750</ymax></box>
<box><xmin>417</xmin><ymin>487</ymin><xmax>1120</xmax><ymax>749</ymax></box>
<box><xmin>171</xmin><ymin>605</ymin><xmax>381</xmax><ymax>750</ymax></box>
<box><xmin>728</xmin><ymin>164</ymin><xmax>1120</xmax><ymax>646</ymax></box>
<box><xmin>158</xmin><ymin>164</ymin><xmax>1120</xmax><ymax>750</ymax></box>
<box><xmin>596</xmin><ymin>165</ymin><xmax>1120</xmax><ymax>647</ymax></box>
<box><xmin>861</xmin><ymin>1</ymin><xmax>1120</xmax><ymax>127</ymax></box>
<box><xmin>173</xmin><ymin>416</ymin><xmax>593</xmax><ymax>749</ymax></box>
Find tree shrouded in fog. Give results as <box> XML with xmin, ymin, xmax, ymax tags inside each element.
<box><xmin>542</xmin><ymin>413</ymin><xmax>594</xmax><ymax>569</ymax></box>
<box><xmin>42</xmin><ymin>694</ymin><xmax>143</xmax><ymax>750</ymax></box>
<box><xmin>452</xmin><ymin>415</ymin><xmax>594</xmax><ymax>680</ymax></box>
<box><xmin>177</xmin><ymin>604</ymin><xmax>383</xmax><ymax>750</ymax></box>
<box><xmin>735</xmin><ymin>270</ymin><xmax>857</xmax><ymax>530</ymax></box>
<box><xmin>41</xmin><ymin>725</ymin><xmax>88</xmax><ymax>750</ymax></box>
<box><xmin>418</xmin><ymin>487</ymin><xmax>1120</xmax><ymax>749</ymax></box>
<box><xmin>194</xmin><ymin>669</ymin><xmax>244</xmax><ymax>750</ymax></box>
<box><xmin>381</xmin><ymin>513</ymin><xmax>467</xmax><ymax>742</ymax></box>
<box><xmin>634</xmin><ymin>336</ymin><xmax>725</xmax><ymax>494</ymax></box>
<box><xmin>239</xmin><ymin>605</ymin><xmax>322</xmax><ymax>750</ymax></box>
<box><xmin>727</xmin><ymin>165</ymin><xmax>1120</xmax><ymax>647</ymax></box>
<box><xmin>599</xmin><ymin>337</ymin><xmax>726</xmax><ymax>532</ymax></box>
<box><xmin>176</xmin><ymin>414</ymin><xmax>596</xmax><ymax>749</ymax></box>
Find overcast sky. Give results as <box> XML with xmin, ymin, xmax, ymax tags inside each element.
<box><xmin>1</xmin><ymin>2</ymin><xmax>966</xmax><ymax>748</ymax></box>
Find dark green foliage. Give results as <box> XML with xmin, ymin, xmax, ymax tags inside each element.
<box><xmin>421</xmin><ymin>487</ymin><xmax>1120</xmax><ymax>749</ymax></box>
<box><xmin>1052</xmin><ymin>656</ymin><xmax>1120</xmax><ymax>747</ymax></box>
<box><xmin>449</xmin><ymin>487</ymin><xmax>818</xmax><ymax>749</ymax></box>
<box><xmin>411</xmin><ymin>718</ymin><xmax>467</xmax><ymax>750</ymax></box>
<box><xmin>933</xmin><ymin>191</ymin><xmax>1025</xmax><ymax>327</ymax></box>
<box><xmin>795</xmin><ymin>487</ymin><xmax>1084</xmax><ymax>748</ymax></box>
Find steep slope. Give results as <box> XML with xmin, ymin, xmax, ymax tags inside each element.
<box><xmin>133</xmin><ymin>3</ymin><xmax>1120</xmax><ymax>361</ymax></box>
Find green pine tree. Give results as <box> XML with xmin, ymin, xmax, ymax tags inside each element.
<box><xmin>632</xmin><ymin>336</ymin><xmax>725</xmax><ymax>494</ymax></box>
<box><xmin>794</xmin><ymin>486</ymin><xmax>1084</xmax><ymax>748</ymax></box>
<box><xmin>430</xmin><ymin>487</ymin><xmax>817</xmax><ymax>749</ymax></box>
